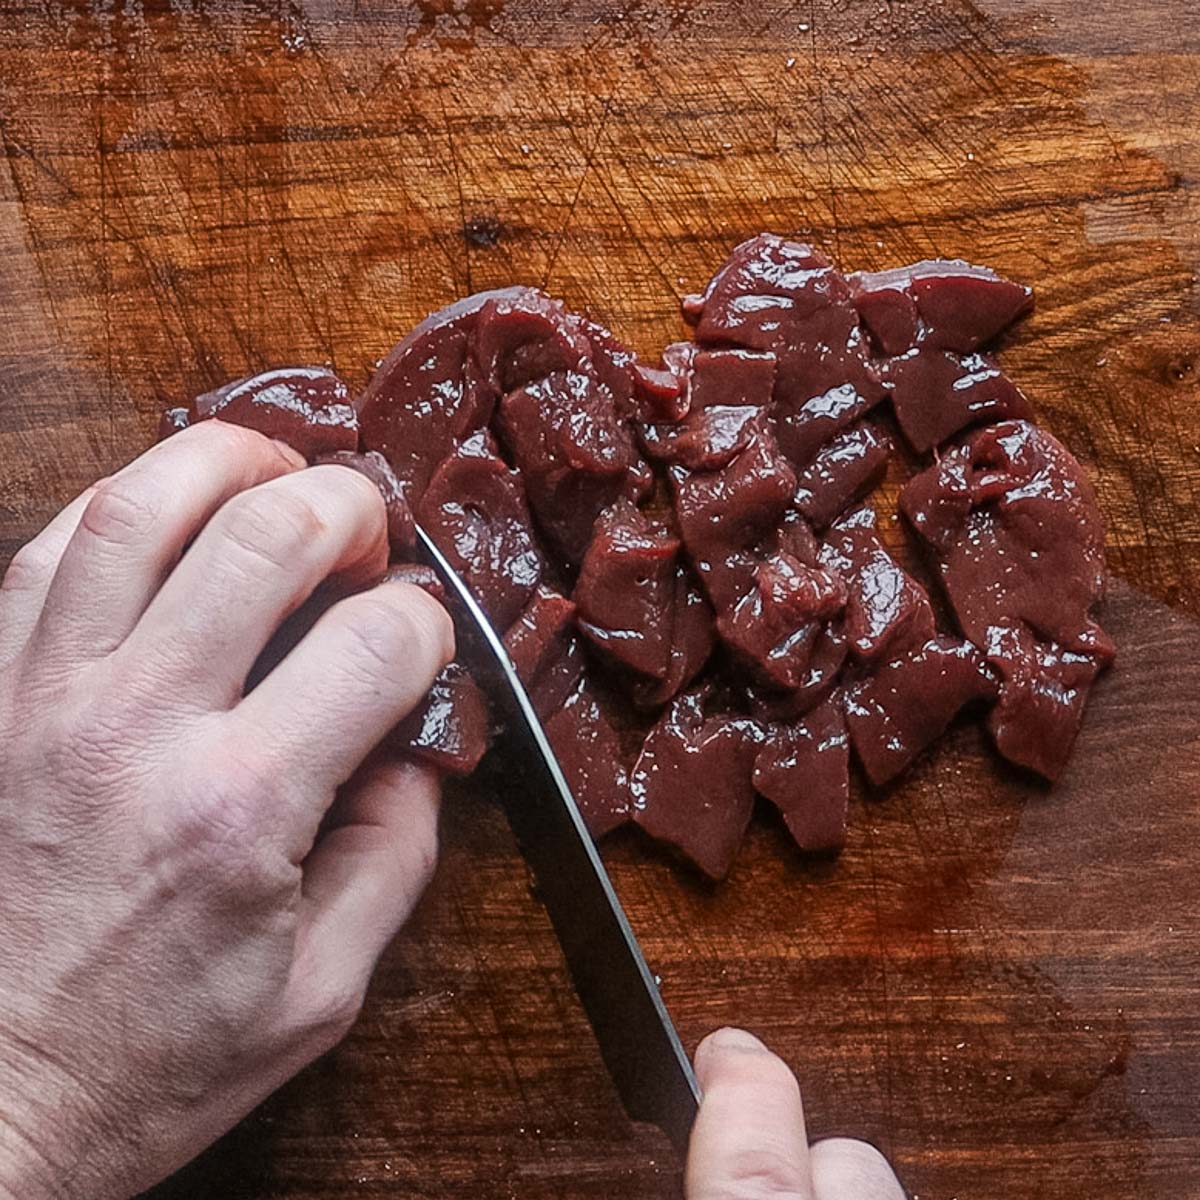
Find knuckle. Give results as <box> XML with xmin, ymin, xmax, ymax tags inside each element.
<box><xmin>188</xmin><ymin>418</ymin><xmax>306</xmax><ymax>470</ymax></box>
<box><xmin>717</xmin><ymin>1146</ymin><xmax>808</xmax><ymax>1199</ymax></box>
<box><xmin>311</xmin><ymin>459</ymin><xmax>385</xmax><ymax>510</ymax></box>
<box><xmin>413</xmin><ymin>822</ymin><xmax>440</xmax><ymax>890</ymax></box>
<box><xmin>164</xmin><ymin>748</ymin><xmax>293</xmax><ymax>891</ymax></box>
<box><xmin>334</xmin><ymin>589</ymin><xmax>444</xmax><ymax>679</ymax></box>
<box><xmin>79</xmin><ymin>475</ymin><xmax>165</xmax><ymax>546</ymax></box>
<box><xmin>219</xmin><ymin>487</ymin><xmax>328</xmax><ymax>576</ymax></box>
<box><xmin>302</xmin><ymin>978</ymin><xmax>366</xmax><ymax>1052</ymax></box>
<box><xmin>811</xmin><ymin>1137</ymin><xmax>899</xmax><ymax>1187</ymax></box>
<box><xmin>2</xmin><ymin>539</ymin><xmax>58</xmax><ymax>595</ymax></box>
<box><xmin>388</xmin><ymin>583</ymin><xmax>456</xmax><ymax>665</ymax></box>
<box><xmin>53</xmin><ymin>692</ymin><xmax>143</xmax><ymax>777</ymax></box>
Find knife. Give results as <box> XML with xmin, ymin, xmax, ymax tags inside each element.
<box><xmin>414</xmin><ymin>525</ymin><xmax>701</xmax><ymax>1157</ymax></box>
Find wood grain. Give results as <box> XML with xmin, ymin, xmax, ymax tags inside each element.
<box><xmin>2</xmin><ymin>2</ymin><xmax>1199</xmax><ymax>1197</ymax></box>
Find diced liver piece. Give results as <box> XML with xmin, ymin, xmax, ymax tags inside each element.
<box><xmin>793</xmin><ymin>422</ymin><xmax>892</xmax><ymax>530</ymax></box>
<box><xmin>845</xmin><ymin>636</ymin><xmax>997</xmax><ymax>785</ymax></box>
<box><xmin>189</xmin><ymin>366</ymin><xmax>359</xmax><ymax>459</ymax></box>
<box><xmin>717</xmin><ymin>553</ymin><xmax>847</xmax><ymax>691</ymax></box>
<box><xmin>687</xmin><ymin>348</ymin><xmax>777</xmax><ymax>411</ymax></box>
<box><xmin>747</xmin><ymin>623</ymin><xmax>848</xmax><ymax>722</ymax></box>
<box><xmin>753</xmin><ymin>698</ymin><xmax>849</xmax><ymax>852</ymax></box>
<box><xmin>573</xmin><ymin>500</ymin><xmax>680</xmax><ymax>680</ymax></box>
<box><xmin>640</xmin><ymin>404</ymin><xmax>763</xmax><ymax>472</ymax></box>
<box><xmin>820</xmin><ymin>507</ymin><xmax>935</xmax><ymax>665</ymax></box>
<box><xmin>472</xmin><ymin>289</ymin><xmax>593</xmax><ymax>394</ymax></box>
<box><xmin>358</xmin><ymin>290</ymin><xmax>506</xmax><ymax>496</ymax></box>
<box><xmin>390</xmin><ymin>662</ymin><xmax>491</xmax><ymax>776</ymax></box>
<box><xmin>671</xmin><ymin>415</ymin><xmax>797</xmax><ymax>611</ymax></box>
<box><xmin>884</xmin><ymin>350</ymin><xmax>1031</xmax><ymax>453</ymax></box>
<box><xmin>900</xmin><ymin>420</ymin><xmax>1107</xmax><ymax>652</ymax></box>
<box><xmin>503</xmin><ymin>586</ymin><xmax>585</xmax><ymax>721</ymax></box>
<box><xmin>314</xmin><ymin>449</ymin><xmax>416</xmax><ymax>553</ymax></box>
<box><xmin>572</xmin><ymin>316</ymin><xmax>639</xmax><ymax>420</ymax></box>
<box><xmin>684</xmin><ymin>235</ymin><xmax>886</xmax><ymax>468</ymax></box>
<box><xmin>498</xmin><ymin>368</ymin><xmax>652</xmax><ymax>564</ymax></box>
<box><xmin>543</xmin><ymin>681</ymin><xmax>630</xmax><ymax>840</ymax></box>
<box><xmin>631</xmin><ymin>689</ymin><xmax>761</xmax><ymax>880</ymax></box>
<box><xmin>984</xmin><ymin>622</ymin><xmax>1111</xmax><ymax>781</ymax></box>
<box><xmin>849</xmin><ymin>260</ymin><xmax>1033</xmax><ymax>355</ymax></box>
<box><xmin>418</xmin><ymin>430</ymin><xmax>543</xmax><ymax>631</ymax></box>
<box><xmin>632</xmin><ymin>567</ymin><xmax>715</xmax><ymax>709</ymax></box>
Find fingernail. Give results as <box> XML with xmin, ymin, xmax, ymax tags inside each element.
<box><xmin>706</xmin><ymin>1027</ymin><xmax>768</xmax><ymax>1052</ymax></box>
<box><xmin>694</xmin><ymin>1027</ymin><xmax>769</xmax><ymax>1087</ymax></box>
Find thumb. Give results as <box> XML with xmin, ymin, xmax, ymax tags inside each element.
<box><xmin>685</xmin><ymin>1027</ymin><xmax>815</xmax><ymax>1199</ymax></box>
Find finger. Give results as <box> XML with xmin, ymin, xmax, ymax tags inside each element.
<box><xmin>686</xmin><ymin>1028</ymin><xmax>814</xmax><ymax>1200</ymax></box>
<box><xmin>294</xmin><ymin>757</ymin><xmax>442</xmax><ymax>995</ymax></box>
<box><xmin>124</xmin><ymin>463</ymin><xmax>391</xmax><ymax>708</ymax></box>
<box><xmin>231</xmin><ymin>578</ymin><xmax>453</xmax><ymax>802</ymax></box>
<box><xmin>32</xmin><ymin>422</ymin><xmax>304</xmax><ymax>664</ymax></box>
<box><xmin>810</xmin><ymin>1139</ymin><xmax>906</xmax><ymax>1200</ymax></box>
<box><xmin>0</xmin><ymin>485</ymin><xmax>98</xmax><ymax>658</ymax></box>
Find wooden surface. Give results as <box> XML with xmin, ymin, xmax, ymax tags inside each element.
<box><xmin>3</xmin><ymin>1</ymin><xmax>1200</xmax><ymax>1196</ymax></box>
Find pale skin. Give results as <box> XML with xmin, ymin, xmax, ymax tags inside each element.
<box><xmin>0</xmin><ymin>421</ymin><xmax>905</xmax><ymax>1199</ymax></box>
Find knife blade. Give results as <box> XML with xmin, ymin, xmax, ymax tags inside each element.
<box><xmin>413</xmin><ymin>525</ymin><xmax>701</xmax><ymax>1157</ymax></box>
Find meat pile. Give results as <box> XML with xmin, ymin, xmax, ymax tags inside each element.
<box><xmin>161</xmin><ymin>235</ymin><xmax>1112</xmax><ymax>880</ymax></box>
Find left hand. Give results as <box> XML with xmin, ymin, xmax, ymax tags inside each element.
<box><xmin>0</xmin><ymin>422</ymin><xmax>453</xmax><ymax>1199</ymax></box>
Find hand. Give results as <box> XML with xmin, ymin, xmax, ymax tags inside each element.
<box><xmin>0</xmin><ymin>422</ymin><xmax>454</xmax><ymax>1200</ymax></box>
<box><xmin>687</xmin><ymin>1028</ymin><xmax>905</xmax><ymax>1199</ymax></box>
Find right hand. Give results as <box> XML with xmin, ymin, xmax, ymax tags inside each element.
<box><xmin>686</xmin><ymin>1028</ymin><xmax>905</xmax><ymax>1199</ymax></box>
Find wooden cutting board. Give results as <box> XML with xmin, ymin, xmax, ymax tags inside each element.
<box><xmin>2</xmin><ymin>2</ymin><xmax>1199</xmax><ymax>1197</ymax></box>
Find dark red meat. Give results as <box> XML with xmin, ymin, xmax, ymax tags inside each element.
<box><xmin>984</xmin><ymin>623</ymin><xmax>1109</xmax><ymax>781</ymax></box>
<box><xmin>633</xmin><ymin>567</ymin><xmax>715</xmax><ymax>709</ymax></box>
<box><xmin>418</xmin><ymin>430</ymin><xmax>542</xmax><ymax>631</ymax></box>
<box><xmin>671</xmin><ymin>415</ymin><xmax>796</xmax><ymax>611</ymax></box>
<box><xmin>641</xmin><ymin>405</ymin><xmax>762</xmax><ymax>472</ymax></box>
<box><xmin>884</xmin><ymin>350</ymin><xmax>1031</xmax><ymax>453</ymax></box>
<box><xmin>849</xmin><ymin>260</ymin><xmax>1033</xmax><ymax>355</ymax></box>
<box><xmin>821</xmin><ymin>507</ymin><xmax>935</xmax><ymax>665</ymax></box>
<box><xmin>190</xmin><ymin>366</ymin><xmax>358</xmax><ymax>459</ymax></box>
<box><xmin>573</xmin><ymin>316</ymin><xmax>639</xmax><ymax>420</ymax></box>
<box><xmin>753</xmin><ymin>698</ymin><xmax>849</xmax><ymax>853</ymax></box>
<box><xmin>688</xmin><ymin>348</ymin><xmax>777</xmax><ymax>410</ymax></box>
<box><xmin>685</xmin><ymin>235</ymin><xmax>887</xmax><ymax>468</ymax></box>
<box><xmin>472</xmin><ymin>290</ymin><xmax>593</xmax><ymax>394</ymax></box>
<box><xmin>161</xmin><ymin>244</ymin><xmax>1104</xmax><ymax>876</ymax></box>
<box><xmin>503</xmin><ymin>586</ymin><xmax>585</xmax><ymax>721</ymax></box>
<box><xmin>573</xmin><ymin>501</ymin><xmax>680</xmax><ymax>680</ymax></box>
<box><xmin>900</xmin><ymin>420</ymin><xmax>1107</xmax><ymax>651</ymax></box>
<box><xmin>358</xmin><ymin>290</ymin><xmax>503</xmax><ymax>496</ymax></box>
<box><xmin>631</xmin><ymin>689</ymin><xmax>761</xmax><ymax>881</ymax></box>
<box><xmin>543</xmin><ymin>681</ymin><xmax>630</xmax><ymax>839</ymax></box>
<box><xmin>845</xmin><ymin>636</ymin><xmax>996</xmax><ymax>786</ymax></box>
<box><xmin>747</xmin><ymin>623</ymin><xmax>848</xmax><ymax>722</ymax></box>
<box><xmin>498</xmin><ymin>369</ymin><xmax>651</xmax><ymax>564</ymax></box>
<box><xmin>716</xmin><ymin>553</ymin><xmax>847</xmax><ymax>692</ymax></box>
<box><xmin>793</xmin><ymin>422</ymin><xmax>892</xmax><ymax>530</ymax></box>
<box><xmin>390</xmin><ymin>663</ymin><xmax>490</xmax><ymax>776</ymax></box>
